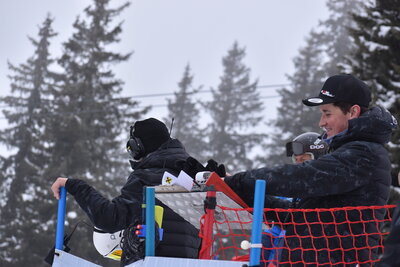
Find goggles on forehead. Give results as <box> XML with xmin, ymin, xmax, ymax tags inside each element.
<box><xmin>286</xmin><ymin>141</ymin><xmax>306</xmax><ymax>157</ymax></box>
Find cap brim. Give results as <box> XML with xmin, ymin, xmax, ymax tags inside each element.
<box><xmin>302</xmin><ymin>96</ymin><xmax>335</xmax><ymax>106</ymax></box>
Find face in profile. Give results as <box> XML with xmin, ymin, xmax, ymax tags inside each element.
<box><xmin>319</xmin><ymin>104</ymin><xmax>351</xmax><ymax>138</ymax></box>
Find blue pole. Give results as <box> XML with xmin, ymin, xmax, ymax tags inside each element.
<box><xmin>249</xmin><ymin>180</ymin><xmax>266</xmax><ymax>266</ymax></box>
<box><xmin>55</xmin><ymin>187</ymin><xmax>67</xmax><ymax>250</ymax></box>
<box><xmin>145</xmin><ymin>187</ymin><xmax>155</xmax><ymax>256</ymax></box>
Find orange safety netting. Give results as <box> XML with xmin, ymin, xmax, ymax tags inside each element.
<box><xmin>199</xmin><ymin>204</ymin><xmax>395</xmax><ymax>266</ymax></box>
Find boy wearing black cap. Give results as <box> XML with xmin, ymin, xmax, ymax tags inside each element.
<box><xmin>51</xmin><ymin>118</ymin><xmax>201</xmax><ymax>265</ymax></box>
<box><xmin>302</xmin><ymin>74</ymin><xmax>372</xmax><ymax>143</ymax></box>
<box><xmin>224</xmin><ymin>74</ymin><xmax>397</xmax><ymax>265</ymax></box>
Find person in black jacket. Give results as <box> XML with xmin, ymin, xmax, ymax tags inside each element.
<box><xmin>51</xmin><ymin>118</ymin><xmax>201</xmax><ymax>265</ymax></box>
<box><xmin>224</xmin><ymin>74</ymin><xmax>398</xmax><ymax>266</ymax></box>
<box><xmin>376</xmin><ymin>198</ymin><xmax>400</xmax><ymax>267</ymax></box>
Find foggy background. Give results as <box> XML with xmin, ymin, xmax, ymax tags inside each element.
<box><xmin>0</xmin><ymin>0</ymin><xmax>329</xmax><ymax>157</ymax></box>
<box><xmin>1</xmin><ymin>0</ymin><xmax>399</xmax><ymax>266</ymax></box>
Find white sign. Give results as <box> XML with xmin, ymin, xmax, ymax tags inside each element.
<box><xmin>161</xmin><ymin>171</ymin><xmax>178</xmax><ymax>186</ymax></box>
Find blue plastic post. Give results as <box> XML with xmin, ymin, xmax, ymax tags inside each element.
<box><xmin>249</xmin><ymin>180</ymin><xmax>266</xmax><ymax>266</ymax></box>
<box><xmin>55</xmin><ymin>187</ymin><xmax>67</xmax><ymax>250</ymax></box>
<box><xmin>145</xmin><ymin>187</ymin><xmax>155</xmax><ymax>256</ymax></box>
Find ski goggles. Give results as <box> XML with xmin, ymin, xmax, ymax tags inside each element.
<box><xmin>286</xmin><ymin>141</ymin><xmax>306</xmax><ymax>157</ymax></box>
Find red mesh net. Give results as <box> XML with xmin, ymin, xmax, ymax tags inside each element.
<box><xmin>199</xmin><ymin>204</ymin><xmax>395</xmax><ymax>266</ymax></box>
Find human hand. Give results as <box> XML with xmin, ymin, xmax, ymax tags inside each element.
<box><xmin>205</xmin><ymin>159</ymin><xmax>226</xmax><ymax>177</ymax></box>
<box><xmin>181</xmin><ymin>156</ymin><xmax>207</xmax><ymax>178</ymax></box>
<box><xmin>51</xmin><ymin>177</ymin><xmax>68</xmax><ymax>200</ymax></box>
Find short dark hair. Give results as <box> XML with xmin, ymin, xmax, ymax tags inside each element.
<box><xmin>333</xmin><ymin>102</ymin><xmax>369</xmax><ymax>115</ymax></box>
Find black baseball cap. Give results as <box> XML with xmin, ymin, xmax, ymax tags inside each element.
<box><xmin>302</xmin><ymin>74</ymin><xmax>371</xmax><ymax>107</ymax></box>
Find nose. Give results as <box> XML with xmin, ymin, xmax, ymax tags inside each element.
<box><xmin>319</xmin><ymin>114</ymin><xmax>325</xmax><ymax>128</ymax></box>
<box><xmin>294</xmin><ymin>155</ymin><xmax>304</xmax><ymax>164</ymax></box>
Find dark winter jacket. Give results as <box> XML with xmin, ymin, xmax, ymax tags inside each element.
<box><xmin>65</xmin><ymin>139</ymin><xmax>201</xmax><ymax>260</ymax></box>
<box><xmin>377</xmin><ymin>199</ymin><xmax>400</xmax><ymax>267</ymax></box>
<box><xmin>225</xmin><ymin>106</ymin><xmax>397</xmax><ymax>266</ymax></box>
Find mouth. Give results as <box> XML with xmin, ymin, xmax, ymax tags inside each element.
<box><xmin>322</xmin><ymin>127</ymin><xmax>332</xmax><ymax>137</ymax></box>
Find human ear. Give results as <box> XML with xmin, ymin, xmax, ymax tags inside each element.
<box><xmin>350</xmin><ymin>105</ymin><xmax>361</xmax><ymax>118</ymax></box>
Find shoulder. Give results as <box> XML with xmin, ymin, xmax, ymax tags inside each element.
<box><xmin>321</xmin><ymin>141</ymin><xmax>391</xmax><ymax>182</ymax></box>
<box><xmin>333</xmin><ymin>140</ymin><xmax>387</xmax><ymax>158</ymax></box>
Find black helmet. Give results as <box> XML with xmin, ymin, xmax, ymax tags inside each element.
<box><xmin>286</xmin><ymin>132</ymin><xmax>328</xmax><ymax>160</ymax></box>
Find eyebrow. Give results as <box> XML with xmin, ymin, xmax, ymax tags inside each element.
<box><xmin>320</xmin><ymin>108</ymin><xmax>331</xmax><ymax>113</ymax></box>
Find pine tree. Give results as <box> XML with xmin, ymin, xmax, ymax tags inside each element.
<box><xmin>43</xmin><ymin>0</ymin><xmax>145</xmax><ymax>265</ymax></box>
<box><xmin>349</xmin><ymin>0</ymin><xmax>400</xmax><ymax>180</ymax></box>
<box><xmin>0</xmin><ymin>16</ymin><xmax>59</xmax><ymax>266</ymax></box>
<box><xmin>319</xmin><ymin>0</ymin><xmax>363</xmax><ymax>76</ymax></box>
<box><xmin>262</xmin><ymin>0</ymin><xmax>362</xmax><ymax>166</ymax></box>
<box><xmin>261</xmin><ymin>31</ymin><xmax>326</xmax><ymax>166</ymax></box>
<box><xmin>165</xmin><ymin>64</ymin><xmax>206</xmax><ymax>161</ymax></box>
<box><xmin>46</xmin><ymin>0</ymin><xmax>138</xmax><ymax>180</ymax></box>
<box><xmin>206</xmin><ymin>42</ymin><xmax>264</xmax><ymax>172</ymax></box>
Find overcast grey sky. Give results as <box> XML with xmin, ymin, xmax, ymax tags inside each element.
<box><xmin>0</xmin><ymin>0</ymin><xmax>329</xmax><ymax>155</ymax></box>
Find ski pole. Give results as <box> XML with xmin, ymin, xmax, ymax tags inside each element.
<box><xmin>55</xmin><ymin>187</ymin><xmax>67</xmax><ymax>250</ymax></box>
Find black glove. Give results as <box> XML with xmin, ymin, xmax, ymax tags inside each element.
<box><xmin>205</xmin><ymin>159</ymin><xmax>226</xmax><ymax>177</ymax></box>
<box><xmin>181</xmin><ymin>156</ymin><xmax>207</xmax><ymax>179</ymax></box>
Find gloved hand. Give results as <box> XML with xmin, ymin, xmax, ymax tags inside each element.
<box><xmin>181</xmin><ymin>156</ymin><xmax>207</xmax><ymax>179</ymax></box>
<box><xmin>205</xmin><ymin>159</ymin><xmax>226</xmax><ymax>177</ymax></box>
